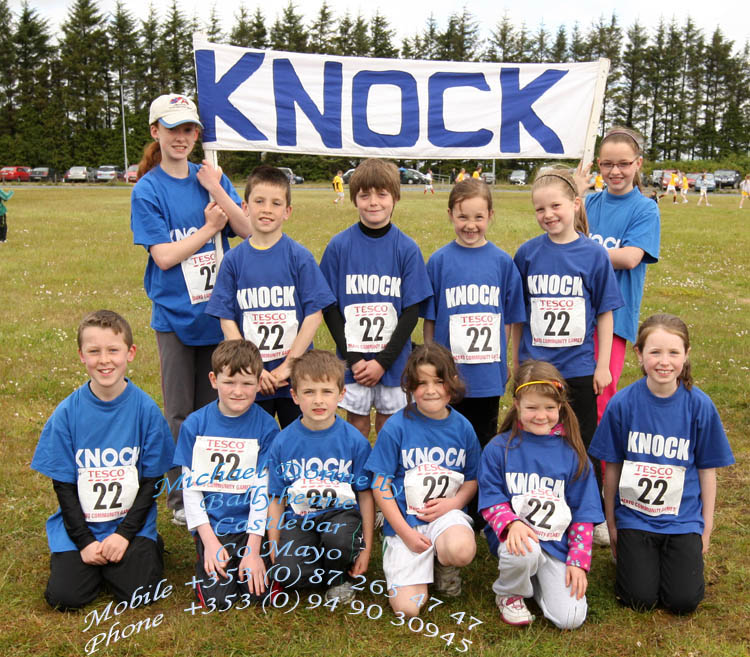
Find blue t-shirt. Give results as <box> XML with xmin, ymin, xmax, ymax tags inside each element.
<box><xmin>205</xmin><ymin>235</ymin><xmax>336</xmax><ymax>400</ymax></box>
<box><xmin>589</xmin><ymin>379</ymin><xmax>734</xmax><ymax>535</ymax></box>
<box><xmin>585</xmin><ymin>188</ymin><xmax>660</xmax><ymax>343</ymax></box>
<box><xmin>319</xmin><ymin>223</ymin><xmax>433</xmax><ymax>387</ymax></box>
<box><xmin>173</xmin><ymin>400</ymin><xmax>279</xmax><ymax>535</ymax></box>
<box><xmin>130</xmin><ymin>162</ymin><xmax>242</xmax><ymax>346</ymax></box>
<box><xmin>513</xmin><ymin>233</ymin><xmax>623</xmax><ymax>379</ymax></box>
<box><xmin>478</xmin><ymin>430</ymin><xmax>604</xmax><ymax>563</ymax></box>
<box><xmin>266</xmin><ymin>416</ymin><xmax>372</xmax><ymax>518</ymax></box>
<box><xmin>31</xmin><ymin>381</ymin><xmax>174</xmax><ymax>553</ymax></box>
<box><xmin>364</xmin><ymin>407</ymin><xmax>481</xmax><ymax>536</ymax></box>
<box><xmin>423</xmin><ymin>241</ymin><xmax>525</xmax><ymax>397</ymax></box>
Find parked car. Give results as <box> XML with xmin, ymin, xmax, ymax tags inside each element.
<box><xmin>687</xmin><ymin>172</ymin><xmax>716</xmax><ymax>192</ymax></box>
<box><xmin>278</xmin><ymin>167</ymin><xmax>304</xmax><ymax>184</ymax></box>
<box><xmin>400</xmin><ymin>168</ymin><xmax>427</xmax><ymax>184</ymax></box>
<box><xmin>509</xmin><ymin>169</ymin><xmax>528</xmax><ymax>185</ymax></box>
<box><xmin>0</xmin><ymin>166</ymin><xmax>31</xmax><ymax>182</ymax></box>
<box><xmin>64</xmin><ymin>166</ymin><xmax>91</xmax><ymax>183</ymax></box>
<box><xmin>96</xmin><ymin>165</ymin><xmax>124</xmax><ymax>182</ymax></box>
<box><xmin>713</xmin><ymin>169</ymin><xmax>741</xmax><ymax>189</ymax></box>
<box><xmin>480</xmin><ymin>171</ymin><xmax>496</xmax><ymax>184</ymax></box>
<box><xmin>650</xmin><ymin>170</ymin><xmax>663</xmax><ymax>187</ymax></box>
<box><xmin>125</xmin><ymin>164</ymin><xmax>139</xmax><ymax>183</ymax></box>
<box><xmin>30</xmin><ymin>166</ymin><xmax>56</xmax><ymax>182</ymax></box>
<box><xmin>342</xmin><ymin>168</ymin><xmax>355</xmax><ymax>183</ymax></box>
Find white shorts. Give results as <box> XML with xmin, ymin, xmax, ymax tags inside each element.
<box><xmin>667</xmin><ymin>185</ymin><xmax>676</xmax><ymax>193</ymax></box>
<box><xmin>337</xmin><ymin>191</ymin><xmax>345</xmax><ymax>198</ymax></box>
<box><xmin>382</xmin><ymin>509</ymin><xmax>473</xmax><ymax>588</ymax></box>
<box><xmin>340</xmin><ymin>382</ymin><xmax>406</xmax><ymax>416</ymax></box>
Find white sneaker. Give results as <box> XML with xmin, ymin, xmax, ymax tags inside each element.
<box><xmin>325</xmin><ymin>581</ymin><xmax>355</xmax><ymax>603</ymax></box>
<box><xmin>496</xmin><ymin>595</ymin><xmax>535</xmax><ymax>626</ymax></box>
<box><xmin>434</xmin><ymin>561</ymin><xmax>461</xmax><ymax>596</ymax></box>
<box><xmin>172</xmin><ymin>508</ymin><xmax>187</xmax><ymax>526</ymax></box>
<box><xmin>593</xmin><ymin>522</ymin><xmax>610</xmax><ymax>546</ymax></box>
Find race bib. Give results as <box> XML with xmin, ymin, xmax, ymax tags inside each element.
<box><xmin>619</xmin><ymin>460</ymin><xmax>686</xmax><ymax>517</ymax></box>
<box><xmin>287</xmin><ymin>477</ymin><xmax>356</xmax><ymax>515</ymax></box>
<box><xmin>449</xmin><ymin>313</ymin><xmax>501</xmax><ymax>364</ymax></box>
<box><xmin>77</xmin><ymin>466</ymin><xmax>139</xmax><ymax>522</ymax></box>
<box><xmin>403</xmin><ymin>464</ymin><xmax>464</xmax><ymax>516</ymax></box>
<box><xmin>530</xmin><ymin>297</ymin><xmax>586</xmax><ymax>347</ymax></box>
<box><xmin>181</xmin><ymin>250</ymin><xmax>217</xmax><ymax>305</ymax></box>
<box><xmin>191</xmin><ymin>436</ymin><xmax>259</xmax><ymax>494</ymax></box>
<box><xmin>344</xmin><ymin>302</ymin><xmax>398</xmax><ymax>353</ymax></box>
<box><xmin>242</xmin><ymin>309</ymin><xmax>298</xmax><ymax>362</ymax></box>
<box><xmin>511</xmin><ymin>487</ymin><xmax>571</xmax><ymax>541</ymax></box>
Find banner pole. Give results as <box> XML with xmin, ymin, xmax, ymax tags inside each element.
<box><xmin>203</xmin><ymin>147</ymin><xmax>224</xmax><ymax>268</ymax></box>
<box><xmin>581</xmin><ymin>57</ymin><xmax>611</xmax><ymax>167</ymax></box>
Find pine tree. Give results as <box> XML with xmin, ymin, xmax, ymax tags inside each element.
<box><xmin>309</xmin><ymin>1</ymin><xmax>335</xmax><ymax>55</ymax></box>
<box><xmin>270</xmin><ymin>1</ymin><xmax>308</xmax><ymax>53</ymax></box>
<box><xmin>421</xmin><ymin>15</ymin><xmax>441</xmax><ymax>60</ymax></box>
<box><xmin>205</xmin><ymin>4</ymin><xmax>224</xmax><ymax>43</ymax></box>
<box><xmin>108</xmin><ymin>1</ymin><xmax>138</xmax><ymax>138</ymax></box>
<box><xmin>0</xmin><ymin>0</ymin><xmax>16</xmax><ymax>140</ymax></box>
<box><xmin>351</xmin><ymin>14</ymin><xmax>371</xmax><ymax>57</ymax></box>
<box><xmin>437</xmin><ymin>7</ymin><xmax>480</xmax><ymax>62</ymax></box>
<box><xmin>644</xmin><ymin>20</ymin><xmax>668</xmax><ymax>159</ymax></box>
<box><xmin>569</xmin><ymin>22</ymin><xmax>588</xmax><ymax>61</ymax></box>
<box><xmin>160</xmin><ymin>1</ymin><xmax>194</xmax><ymax>95</ymax></box>
<box><xmin>369</xmin><ymin>10</ymin><xmax>397</xmax><ymax>58</ymax></box>
<box><xmin>487</xmin><ymin>13</ymin><xmax>515</xmax><ymax>62</ymax></box>
<box><xmin>531</xmin><ymin>22</ymin><xmax>550</xmax><ymax>63</ymax></box>
<box><xmin>617</xmin><ymin>20</ymin><xmax>649</xmax><ymax>133</ymax></box>
<box><xmin>549</xmin><ymin>25</ymin><xmax>567</xmax><ymax>62</ymax></box>
<box><xmin>133</xmin><ymin>4</ymin><xmax>165</xmax><ymax>110</ymax></box>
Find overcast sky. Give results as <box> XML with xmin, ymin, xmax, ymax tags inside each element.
<box><xmin>11</xmin><ymin>0</ymin><xmax>749</xmax><ymax>54</ymax></box>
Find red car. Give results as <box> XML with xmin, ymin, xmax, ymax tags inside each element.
<box><xmin>125</xmin><ymin>164</ymin><xmax>139</xmax><ymax>183</ymax></box>
<box><xmin>0</xmin><ymin>166</ymin><xmax>31</xmax><ymax>182</ymax></box>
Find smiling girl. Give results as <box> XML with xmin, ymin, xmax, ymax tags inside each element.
<box><xmin>130</xmin><ymin>94</ymin><xmax>250</xmax><ymax>524</ymax></box>
<box><xmin>589</xmin><ymin>314</ymin><xmax>734</xmax><ymax>614</ymax></box>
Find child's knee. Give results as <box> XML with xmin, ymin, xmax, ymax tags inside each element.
<box><xmin>438</xmin><ymin>537</ymin><xmax>476</xmax><ymax>567</ymax></box>
<box><xmin>662</xmin><ymin>587</ymin><xmax>703</xmax><ymax>615</ymax></box>
<box><xmin>389</xmin><ymin>594</ymin><xmax>421</xmax><ymax>618</ymax></box>
<box><xmin>547</xmin><ymin>600</ymin><xmax>587</xmax><ymax>630</ymax></box>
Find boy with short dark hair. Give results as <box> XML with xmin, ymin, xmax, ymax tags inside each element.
<box><xmin>265</xmin><ymin>350</ymin><xmax>374</xmax><ymax>602</ymax></box>
<box><xmin>31</xmin><ymin>310</ymin><xmax>174</xmax><ymax>610</ymax></box>
<box><xmin>173</xmin><ymin>339</ymin><xmax>279</xmax><ymax>607</ymax></box>
<box><xmin>320</xmin><ymin>158</ymin><xmax>433</xmax><ymax>438</ymax></box>
<box><xmin>206</xmin><ymin>165</ymin><xmax>335</xmax><ymax>428</ymax></box>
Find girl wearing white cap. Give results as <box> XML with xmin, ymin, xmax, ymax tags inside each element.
<box><xmin>130</xmin><ymin>94</ymin><xmax>250</xmax><ymax>525</ymax></box>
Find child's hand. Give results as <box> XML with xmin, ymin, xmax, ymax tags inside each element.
<box><xmin>565</xmin><ymin>565</ymin><xmax>588</xmax><ymax>600</ymax></box>
<box><xmin>416</xmin><ymin>497</ymin><xmax>456</xmax><ymax>523</ymax></box>
<box><xmin>402</xmin><ymin>527</ymin><xmax>432</xmax><ymax>554</ymax></box>
<box><xmin>593</xmin><ymin>363</ymin><xmax>612</xmax><ymax>395</ymax></box>
<box><xmin>573</xmin><ymin>161</ymin><xmax>592</xmax><ymax>195</ymax></box>
<box><xmin>196</xmin><ymin>160</ymin><xmax>223</xmax><ymax>191</ymax></box>
<box><xmin>100</xmin><ymin>533</ymin><xmax>129</xmax><ymax>562</ymax></box>
<box><xmin>80</xmin><ymin>541</ymin><xmax>107</xmax><ymax>566</ymax></box>
<box><xmin>608</xmin><ymin>521</ymin><xmax>618</xmax><ymax>560</ymax></box>
<box><xmin>353</xmin><ymin>360</ymin><xmax>385</xmax><ymax>387</ymax></box>
<box><xmin>268</xmin><ymin>362</ymin><xmax>291</xmax><ymax>389</ymax></box>
<box><xmin>506</xmin><ymin>520</ymin><xmax>539</xmax><ymax>556</ymax></box>
<box><xmin>239</xmin><ymin>552</ymin><xmax>267</xmax><ymax>595</ymax></box>
<box><xmin>259</xmin><ymin>369</ymin><xmax>277</xmax><ymax>396</ymax></box>
<box><xmin>203</xmin><ymin>537</ymin><xmax>229</xmax><ymax>579</ymax></box>
<box><xmin>203</xmin><ymin>201</ymin><xmax>228</xmax><ymax>233</ymax></box>
<box><xmin>349</xmin><ymin>547</ymin><xmax>371</xmax><ymax>576</ymax></box>
<box><xmin>701</xmin><ymin>528</ymin><xmax>712</xmax><ymax>554</ymax></box>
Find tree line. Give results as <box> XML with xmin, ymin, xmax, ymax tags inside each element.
<box><xmin>0</xmin><ymin>0</ymin><xmax>748</xmax><ymax>176</ymax></box>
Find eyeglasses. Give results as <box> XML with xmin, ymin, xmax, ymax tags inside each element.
<box><xmin>599</xmin><ymin>158</ymin><xmax>639</xmax><ymax>172</ymax></box>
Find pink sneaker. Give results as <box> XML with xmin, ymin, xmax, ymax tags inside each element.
<box><xmin>496</xmin><ymin>595</ymin><xmax>535</xmax><ymax>626</ymax></box>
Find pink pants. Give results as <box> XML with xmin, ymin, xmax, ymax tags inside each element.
<box><xmin>593</xmin><ymin>333</ymin><xmax>627</xmax><ymax>422</ymax></box>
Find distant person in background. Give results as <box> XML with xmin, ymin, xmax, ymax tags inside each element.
<box><xmin>472</xmin><ymin>166</ymin><xmax>482</xmax><ymax>180</ymax></box>
<box><xmin>333</xmin><ymin>170</ymin><xmax>344</xmax><ymax>205</ymax></box>
<box><xmin>740</xmin><ymin>174</ymin><xmax>750</xmax><ymax>209</ymax></box>
<box><xmin>449</xmin><ymin>168</ymin><xmax>457</xmax><ymax>184</ymax></box>
<box><xmin>0</xmin><ymin>187</ymin><xmax>13</xmax><ymax>243</ymax></box>
<box><xmin>457</xmin><ymin>168</ymin><xmax>467</xmax><ymax>183</ymax></box>
<box><xmin>594</xmin><ymin>172</ymin><xmax>604</xmax><ymax>192</ymax></box>
<box><xmin>696</xmin><ymin>172</ymin><xmax>711</xmax><ymax>207</ymax></box>
<box><xmin>423</xmin><ymin>169</ymin><xmax>434</xmax><ymax>195</ymax></box>
<box><xmin>681</xmin><ymin>173</ymin><xmax>689</xmax><ymax>203</ymax></box>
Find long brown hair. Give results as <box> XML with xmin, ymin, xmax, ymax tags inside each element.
<box><xmin>499</xmin><ymin>360</ymin><xmax>589</xmax><ymax>480</ymax></box>
<box><xmin>634</xmin><ymin>314</ymin><xmax>693</xmax><ymax>390</ymax></box>
<box><xmin>531</xmin><ymin>167</ymin><xmax>589</xmax><ymax>235</ymax></box>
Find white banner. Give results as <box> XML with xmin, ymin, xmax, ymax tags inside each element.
<box><xmin>193</xmin><ymin>34</ymin><xmax>608</xmax><ymax>159</ymax></box>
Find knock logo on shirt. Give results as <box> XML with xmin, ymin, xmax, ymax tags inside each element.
<box><xmin>345</xmin><ymin>274</ymin><xmax>401</xmax><ymax>297</ymax></box>
<box><xmin>526</xmin><ymin>275</ymin><xmax>583</xmax><ymax>296</ymax></box>
<box><xmin>76</xmin><ymin>446</ymin><xmax>141</xmax><ymax>468</ymax></box>
<box><xmin>237</xmin><ymin>285</ymin><xmax>295</xmax><ymax>310</ymax></box>
<box><xmin>401</xmin><ymin>446</ymin><xmax>466</xmax><ymax>469</ymax></box>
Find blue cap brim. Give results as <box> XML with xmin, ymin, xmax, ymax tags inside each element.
<box><xmin>158</xmin><ymin>117</ymin><xmax>203</xmax><ymax>129</ymax></box>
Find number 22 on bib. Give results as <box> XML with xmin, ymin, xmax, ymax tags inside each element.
<box><xmin>530</xmin><ymin>297</ymin><xmax>585</xmax><ymax>347</ymax></box>
<box><xmin>78</xmin><ymin>466</ymin><xmax>139</xmax><ymax>522</ymax></box>
<box><xmin>511</xmin><ymin>488</ymin><xmax>572</xmax><ymax>541</ymax></box>
<box><xmin>404</xmin><ymin>464</ymin><xmax>464</xmax><ymax>515</ymax></box>
<box><xmin>449</xmin><ymin>313</ymin><xmax>501</xmax><ymax>363</ymax></box>
<box><xmin>619</xmin><ymin>460</ymin><xmax>685</xmax><ymax>516</ymax></box>
<box><xmin>181</xmin><ymin>250</ymin><xmax>217</xmax><ymax>304</ymax></box>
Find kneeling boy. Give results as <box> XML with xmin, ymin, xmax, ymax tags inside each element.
<box><xmin>266</xmin><ymin>350</ymin><xmax>374</xmax><ymax>602</ymax></box>
<box><xmin>173</xmin><ymin>339</ymin><xmax>279</xmax><ymax>608</ymax></box>
<box><xmin>31</xmin><ymin>310</ymin><xmax>174</xmax><ymax>610</ymax></box>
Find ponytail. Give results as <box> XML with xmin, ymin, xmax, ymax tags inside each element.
<box><xmin>137</xmin><ymin>139</ymin><xmax>161</xmax><ymax>180</ymax></box>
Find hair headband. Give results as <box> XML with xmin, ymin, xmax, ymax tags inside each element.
<box><xmin>536</xmin><ymin>172</ymin><xmax>578</xmax><ymax>196</ymax></box>
<box><xmin>601</xmin><ymin>129</ymin><xmax>642</xmax><ymax>151</ymax></box>
<box><xmin>515</xmin><ymin>380</ymin><xmax>564</xmax><ymax>396</ymax></box>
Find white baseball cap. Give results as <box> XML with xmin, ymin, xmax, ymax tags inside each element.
<box><xmin>149</xmin><ymin>94</ymin><xmax>203</xmax><ymax>128</ymax></box>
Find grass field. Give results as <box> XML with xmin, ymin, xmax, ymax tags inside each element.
<box><xmin>0</xmin><ymin>183</ymin><xmax>748</xmax><ymax>657</ymax></box>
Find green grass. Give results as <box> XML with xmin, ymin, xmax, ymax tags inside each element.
<box><xmin>0</xmin><ymin>185</ymin><xmax>748</xmax><ymax>657</ymax></box>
